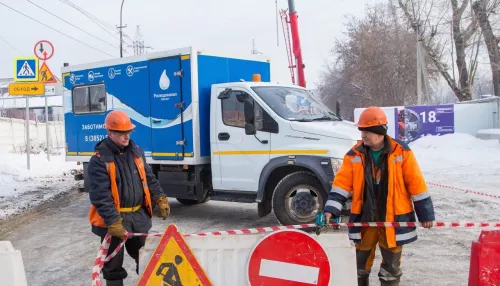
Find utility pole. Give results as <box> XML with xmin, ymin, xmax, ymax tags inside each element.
<box><xmin>251</xmin><ymin>39</ymin><xmax>262</xmax><ymax>55</ymax></box>
<box><xmin>276</xmin><ymin>0</ymin><xmax>279</xmax><ymax>46</ymax></box>
<box><xmin>117</xmin><ymin>0</ymin><xmax>127</xmax><ymax>58</ymax></box>
<box><xmin>417</xmin><ymin>22</ymin><xmax>422</xmax><ymax>105</ymax></box>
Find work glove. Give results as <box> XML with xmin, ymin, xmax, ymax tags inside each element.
<box><xmin>156</xmin><ymin>196</ymin><xmax>170</xmax><ymax>219</ymax></box>
<box><xmin>108</xmin><ymin>217</ymin><xmax>126</xmax><ymax>239</ymax></box>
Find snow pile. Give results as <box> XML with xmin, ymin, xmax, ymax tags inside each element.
<box><xmin>0</xmin><ymin>151</ymin><xmax>81</xmax><ymax>220</ymax></box>
<box><xmin>477</xmin><ymin>128</ymin><xmax>500</xmax><ymax>135</ymax></box>
<box><xmin>410</xmin><ymin>132</ymin><xmax>500</xmax><ymax>149</ymax></box>
<box><xmin>410</xmin><ymin>134</ymin><xmax>500</xmax><ymax>197</ymax></box>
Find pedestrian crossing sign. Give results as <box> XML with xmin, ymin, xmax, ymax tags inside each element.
<box><xmin>14</xmin><ymin>57</ymin><xmax>39</xmax><ymax>82</ymax></box>
<box><xmin>137</xmin><ymin>224</ymin><xmax>212</xmax><ymax>286</ymax></box>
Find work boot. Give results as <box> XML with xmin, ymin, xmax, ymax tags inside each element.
<box><xmin>106</xmin><ymin>279</ymin><xmax>124</xmax><ymax>286</ymax></box>
<box><xmin>380</xmin><ymin>282</ymin><xmax>399</xmax><ymax>286</ymax></box>
<box><xmin>358</xmin><ymin>276</ymin><xmax>369</xmax><ymax>286</ymax></box>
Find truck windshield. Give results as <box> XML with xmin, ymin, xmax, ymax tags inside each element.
<box><xmin>251</xmin><ymin>86</ymin><xmax>341</xmax><ymax>122</ymax></box>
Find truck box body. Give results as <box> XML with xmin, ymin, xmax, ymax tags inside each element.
<box><xmin>62</xmin><ymin>47</ymin><xmax>359</xmax><ymax>225</ymax></box>
<box><xmin>61</xmin><ymin>47</ymin><xmax>270</xmax><ymax>165</ymax></box>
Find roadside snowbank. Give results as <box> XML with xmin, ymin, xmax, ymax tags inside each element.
<box><xmin>477</xmin><ymin>128</ymin><xmax>500</xmax><ymax>135</ymax></box>
<box><xmin>410</xmin><ymin>133</ymin><xmax>500</xmax><ymax>196</ymax></box>
<box><xmin>0</xmin><ymin>151</ymin><xmax>80</xmax><ymax>220</ymax></box>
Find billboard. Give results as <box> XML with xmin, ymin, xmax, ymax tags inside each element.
<box><xmin>396</xmin><ymin>104</ymin><xmax>455</xmax><ymax>143</ymax></box>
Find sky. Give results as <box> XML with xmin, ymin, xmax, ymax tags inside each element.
<box><xmin>0</xmin><ymin>0</ymin><xmax>386</xmax><ymax>90</ymax></box>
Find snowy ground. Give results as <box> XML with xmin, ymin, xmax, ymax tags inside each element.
<box><xmin>0</xmin><ymin>150</ymin><xmax>80</xmax><ymax>220</ymax></box>
<box><xmin>1</xmin><ymin>133</ymin><xmax>500</xmax><ymax>285</ymax></box>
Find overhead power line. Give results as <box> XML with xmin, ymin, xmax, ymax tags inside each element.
<box><xmin>59</xmin><ymin>0</ymin><xmax>133</xmax><ymax>46</ymax></box>
<box><xmin>0</xmin><ymin>1</ymin><xmax>115</xmax><ymax>57</ymax></box>
<box><xmin>27</xmin><ymin>0</ymin><xmax>120</xmax><ymax>50</ymax></box>
<box><xmin>0</xmin><ymin>34</ymin><xmax>24</xmax><ymax>54</ymax></box>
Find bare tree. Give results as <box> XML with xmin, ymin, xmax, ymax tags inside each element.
<box><xmin>318</xmin><ymin>1</ymin><xmax>438</xmax><ymax>114</ymax></box>
<box><xmin>398</xmin><ymin>0</ymin><xmax>481</xmax><ymax>101</ymax></box>
<box><xmin>472</xmin><ymin>0</ymin><xmax>500</xmax><ymax>96</ymax></box>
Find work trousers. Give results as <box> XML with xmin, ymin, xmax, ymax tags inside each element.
<box><xmin>356</xmin><ymin>227</ymin><xmax>403</xmax><ymax>285</ymax></box>
<box><xmin>100</xmin><ymin>235</ymin><xmax>147</xmax><ymax>281</ymax></box>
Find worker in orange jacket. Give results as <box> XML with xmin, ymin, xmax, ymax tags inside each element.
<box><xmin>324</xmin><ymin>106</ymin><xmax>435</xmax><ymax>286</ymax></box>
<box><xmin>87</xmin><ymin>110</ymin><xmax>170</xmax><ymax>286</ymax></box>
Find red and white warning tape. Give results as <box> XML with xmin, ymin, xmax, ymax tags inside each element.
<box><xmin>428</xmin><ymin>182</ymin><xmax>500</xmax><ymax>200</ymax></box>
<box><xmin>91</xmin><ymin>221</ymin><xmax>500</xmax><ymax>285</ymax></box>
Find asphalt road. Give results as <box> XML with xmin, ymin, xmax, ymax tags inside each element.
<box><xmin>1</xmin><ymin>191</ymin><xmax>277</xmax><ymax>285</ymax></box>
<box><xmin>2</xmin><ymin>187</ymin><xmax>499</xmax><ymax>285</ymax></box>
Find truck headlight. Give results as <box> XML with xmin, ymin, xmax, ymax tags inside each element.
<box><xmin>330</xmin><ymin>158</ymin><xmax>343</xmax><ymax>174</ymax></box>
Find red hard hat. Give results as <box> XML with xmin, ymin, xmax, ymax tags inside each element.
<box><xmin>105</xmin><ymin>110</ymin><xmax>135</xmax><ymax>131</ymax></box>
<box><xmin>357</xmin><ymin>106</ymin><xmax>388</xmax><ymax>128</ymax></box>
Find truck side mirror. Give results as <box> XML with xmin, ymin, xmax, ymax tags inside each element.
<box><xmin>244</xmin><ymin>100</ymin><xmax>254</xmax><ymax>123</ymax></box>
<box><xmin>245</xmin><ymin>123</ymin><xmax>256</xmax><ymax>135</ymax></box>
<box><xmin>217</xmin><ymin>89</ymin><xmax>231</xmax><ymax>99</ymax></box>
<box><xmin>235</xmin><ymin>91</ymin><xmax>248</xmax><ymax>102</ymax></box>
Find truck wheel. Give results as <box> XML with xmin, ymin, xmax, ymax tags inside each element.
<box><xmin>176</xmin><ymin>192</ymin><xmax>210</xmax><ymax>205</ymax></box>
<box><xmin>272</xmin><ymin>171</ymin><xmax>326</xmax><ymax>226</ymax></box>
<box><xmin>82</xmin><ymin>162</ymin><xmax>89</xmax><ymax>192</ymax></box>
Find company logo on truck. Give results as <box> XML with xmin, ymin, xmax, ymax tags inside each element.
<box><xmin>159</xmin><ymin>70</ymin><xmax>170</xmax><ymax>90</ymax></box>
<box><xmin>154</xmin><ymin>70</ymin><xmax>177</xmax><ymax>101</ymax></box>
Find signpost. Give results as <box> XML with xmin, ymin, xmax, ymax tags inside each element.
<box><xmin>13</xmin><ymin>57</ymin><xmax>39</xmax><ymax>82</ymax></box>
<box><xmin>137</xmin><ymin>224</ymin><xmax>212</xmax><ymax>286</ymax></box>
<box><xmin>8</xmin><ymin>83</ymin><xmax>45</xmax><ymax>95</ymax></box>
<box><xmin>38</xmin><ymin>62</ymin><xmax>57</xmax><ymax>84</ymax></box>
<box><xmin>10</xmin><ymin>40</ymin><xmax>56</xmax><ymax>169</ymax></box>
<box><xmin>34</xmin><ymin>40</ymin><xmax>55</xmax><ymax>161</ymax></box>
<box><xmin>44</xmin><ymin>85</ymin><xmax>56</xmax><ymax>96</ymax></box>
<box><xmin>247</xmin><ymin>229</ymin><xmax>331</xmax><ymax>286</ymax></box>
<box><xmin>34</xmin><ymin>40</ymin><xmax>54</xmax><ymax>61</ymax></box>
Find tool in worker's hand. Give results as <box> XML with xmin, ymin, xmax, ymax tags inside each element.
<box><xmin>315</xmin><ymin>211</ymin><xmax>340</xmax><ymax>235</ymax></box>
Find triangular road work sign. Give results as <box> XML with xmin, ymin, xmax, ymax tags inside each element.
<box><xmin>137</xmin><ymin>224</ymin><xmax>212</xmax><ymax>286</ymax></box>
<box><xmin>38</xmin><ymin>62</ymin><xmax>57</xmax><ymax>83</ymax></box>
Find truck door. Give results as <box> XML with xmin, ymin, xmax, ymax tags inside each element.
<box><xmin>149</xmin><ymin>56</ymin><xmax>185</xmax><ymax>160</ymax></box>
<box><xmin>214</xmin><ymin>88</ymin><xmax>271</xmax><ymax>191</ymax></box>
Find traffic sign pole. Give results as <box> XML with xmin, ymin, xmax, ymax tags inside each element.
<box><xmin>25</xmin><ymin>97</ymin><xmax>30</xmax><ymax>170</ymax></box>
<box><xmin>45</xmin><ymin>94</ymin><xmax>50</xmax><ymax>161</ymax></box>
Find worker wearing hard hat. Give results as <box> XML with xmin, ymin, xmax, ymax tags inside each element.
<box><xmin>87</xmin><ymin>110</ymin><xmax>170</xmax><ymax>286</ymax></box>
<box><xmin>323</xmin><ymin>106</ymin><xmax>435</xmax><ymax>286</ymax></box>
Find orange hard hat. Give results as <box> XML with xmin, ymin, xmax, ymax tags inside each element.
<box><xmin>105</xmin><ymin>110</ymin><xmax>136</xmax><ymax>131</ymax></box>
<box><xmin>357</xmin><ymin>106</ymin><xmax>388</xmax><ymax>128</ymax></box>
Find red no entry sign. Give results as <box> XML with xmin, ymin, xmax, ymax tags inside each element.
<box><xmin>247</xmin><ymin>229</ymin><xmax>331</xmax><ymax>286</ymax></box>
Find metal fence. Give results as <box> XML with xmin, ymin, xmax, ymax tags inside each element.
<box><xmin>0</xmin><ymin>96</ymin><xmax>65</xmax><ymax>155</ymax></box>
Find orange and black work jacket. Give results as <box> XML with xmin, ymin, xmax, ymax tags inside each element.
<box><xmin>87</xmin><ymin>138</ymin><xmax>165</xmax><ymax>237</ymax></box>
<box><xmin>324</xmin><ymin>136</ymin><xmax>435</xmax><ymax>248</ymax></box>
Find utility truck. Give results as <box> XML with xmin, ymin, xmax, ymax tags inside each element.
<box><xmin>62</xmin><ymin>47</ymin><xmax>360</xmax><ymax>225</ymax></box>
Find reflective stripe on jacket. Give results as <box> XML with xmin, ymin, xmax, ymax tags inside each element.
<box><xmin>88</xmin><ymin>153</ymin><xmax>153</xmax><ymax>229</ymax></box>
<box><xmin>324</xmin><ymin>136</ymin><xmax>435</xmax><ymax>248</ymax></box>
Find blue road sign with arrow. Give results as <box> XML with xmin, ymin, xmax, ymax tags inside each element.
<box><xmin>14</xmin><ymin>56</ymin><xmax>39</xmax><ymax>82</ymax></box>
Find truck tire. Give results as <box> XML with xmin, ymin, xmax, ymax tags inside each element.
<box><xmin>272</xmin><ymin>171</ymin><xmax>327</xmax><ymax>226</ymax></box>
<box><xmin>82</xmin><ymin>162</ymin><xmax>89</xmax><ymax>193</ymax></box>
<box><xmin>176</xmin><ymin>192</ymin><xmax>210</xmax><ymax>205</ymax></box>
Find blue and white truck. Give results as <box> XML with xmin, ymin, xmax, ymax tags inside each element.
<box><xmin>61</xmin><ymin>47</ymin><xmax>360</xmax><ymax>225</ymax></box>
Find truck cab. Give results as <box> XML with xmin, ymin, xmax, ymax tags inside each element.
<box><xmin>62</xmin><ymin>47</ymin><xmax>359</xmax><ymax>226</ymax></box>
<box><xmin>209</xmin><ymin>81</ymin><xmax>360</xmax><ymax>225</ymax></box>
